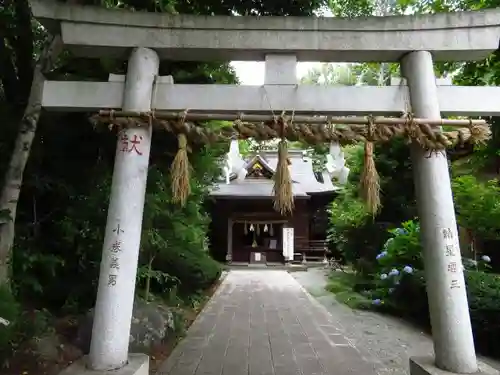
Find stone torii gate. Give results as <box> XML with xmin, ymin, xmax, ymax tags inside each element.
<box><xmin>31</xmin><ymin>2</ymin><xmax>500</xmax><ymax>375</ymax></box>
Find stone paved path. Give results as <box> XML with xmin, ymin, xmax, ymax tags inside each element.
<box><xmin>157</xmin><ymin>270</ymin><xmax>378</xmax><ymax>375</ymax></box>
<box><xmin>292</xmin><ymin>268</ymin><xmax>500</xmax><ymax>375</ymax></box>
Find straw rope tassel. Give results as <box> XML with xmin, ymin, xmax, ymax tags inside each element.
<box><xmin>171</xmin><ymin>133</ymin><xmax>191</xmax><ymax>206</ymax></box>
<box><xmin>273</xmin><ymin>116</ymin><xmax>294</xmax><ymax>215</ymax></box>
<box><xmin>360</xmin><ymin>117</ymin><xmax>381</xmax><ymax>215</ymax></box>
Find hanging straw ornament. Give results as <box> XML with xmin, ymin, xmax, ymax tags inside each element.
<box><xmin>250</xmin><ymin>223</ymin><xmax>254</xmax><ymax>232</ymax></box>
<box><xmin>264</xmin><ymin>224</ymin><xmax>268</xmax><ymax>233</ymax></box>
<box><xmin>252</xmin><ymin>231</ymin><xmax>257</xmax><ymax>248</ymax></box>
<box><xmin>270</xmin><ymin>224</ymin><xmax>274</xmax><ymax>236</ymax></box>
<box><xmin>273</xmin><ymin>115</ymin><xmax>294</xmax><ymax>215</ymax></box>
<box><xmin>360</xmin><ymin>115</ymin><xmax>381</xmax><ymax>215</ymax></box>
<box><xmin>170</xmin><ymin>110</ymin><xmax>191</xmax><ymax>206</ymax></box>
<box><xmin>171</xmin><ymin>130</ymin><xmax>191</xmax><ymax>206</ymax></box>
<box><xmin>244</xmin><ymin>222</ymin><xmax>248</xmax><ymax>235</ymax></box>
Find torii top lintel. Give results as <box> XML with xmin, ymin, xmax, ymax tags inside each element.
<box><xmin>30</xmin><ymin>0</ymin><xmax>500</xmax><ymax>62</ymax></box>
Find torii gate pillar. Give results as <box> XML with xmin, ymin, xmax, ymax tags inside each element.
<box><xmin>88</xmin><ymin>47</ymin><xmax>159</xmax><ymax>371</ymax></box>
<box><xmin>401</xmin><ymin>51</ymin><xmax>478</xmax><ymax>374</ymax></box>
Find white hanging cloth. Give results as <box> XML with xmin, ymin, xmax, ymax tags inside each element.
<box><xmin>224</xmin><ymin>139</ymin><xmax>247</xmax><ymax>184</ymax></box>
<box><xmin>325</xmin><ymin>141</ymin><xmax>350</xmax><ymax>185</ymax></box>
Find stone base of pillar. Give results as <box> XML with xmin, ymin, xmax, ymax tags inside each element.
<box><xmin>410</xmin><ymin>357</ymin><xmax>498</xmax><ymax>375</ymax></box>
<box><xmin>58</xmin><ymin>354</ymin><xmax>149</xmax><ymax>375</ymax></box>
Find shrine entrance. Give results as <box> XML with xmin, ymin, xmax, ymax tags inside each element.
<box><xmin>30</xmin><ymin>2</ymin><xmax>500</xmax><ymax>375</ymax></box>
<box><xmin>231</xmin><ymin>220</ymin><xmax>285</xmax><ymax>264</ymax></box>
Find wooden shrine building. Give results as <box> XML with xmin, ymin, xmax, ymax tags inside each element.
<box><xmin>208</xmin><ymin>140</ymin><xmax>349</xmax><ymax>265</ymax></box>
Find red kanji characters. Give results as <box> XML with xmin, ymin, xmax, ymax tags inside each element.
<box><xmin>119</xmin><ymin>133</ymin><xmax>143</xmax><ymax>155</ymax></box>
<box><xmin>447</xmin><ymin>262</ymin><xmax>457</xmax><ymax>273</ymax></box>
<box><xmin>120</xmin><ymin>133</ymin><xmax>129</xmax><ymax>152</ymax></box>
<box><xmin>129</xmin><ymin>135</ymin><xmax>143</xmax><ymax>155</ymax></box>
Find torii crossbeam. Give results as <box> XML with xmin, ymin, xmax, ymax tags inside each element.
<box><xmin>42</xmin><ymin>76</ymin><xmax>500</xmax><ymax>116</ymax></box>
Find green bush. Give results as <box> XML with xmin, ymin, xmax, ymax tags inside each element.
<box><xmin>376</xmin><ymin>220</ymin><xmax>423</xmax><ymax>274</ymax></box>
<box><xmin>0</xmin><ymin>287</ymin><xmax>52</xmax><ymax>366</ymax></box>
<box><xmin>466</xmin><ymin>271</ymin><xmax>500</xmax><ymax>357</ymax></box>
<box><xmin>327</xmin><ymin>141</ymin><xmax>415</xmax><ymax>275</ymax></box>
<box><xmin>452</xmin><ymin>175</ymin><xmax>500</xmax><ymax>273</ymax></box>
<box><xmin>154</xmin><ymin>245</ymin><xmax>221</xmax><ymax>295</ymax></box>
<box><xmin>142</xmin><ymin>166</ymin><xmax>222</xmax><ymax>297</ymax></box>
<box><xmin>452</xmin><ymin>175</ymin><xmax>500</xmax><ymax>240</ymax></box>
<box><xmin>368</xmin><ymin>220</ymin><xmax>497</xmax><ymax>347</ymax></box>
<box><xmin>371</xmin><ymin>266</ymin><xmax>500</xmax><ymax>358</ymax></box>
<box><xmin>0</xmin><ymin>286</ymin><xmax>19</xmax><ymax>352</ymax></box>
<box><xmin>389</xmin><ymin>271</ymin><xmax>429</xmax><ymax>325</ymax></box>
<box><xmin>327</xmin><ymin>182</ymin><xmax>391</xmax><ymax>274</ymax></box>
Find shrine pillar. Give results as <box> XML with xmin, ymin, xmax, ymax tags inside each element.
<box><xmin>88</xmin><ymin>47</ymin><xmax>159</xmax><ymax>371</ymax></box>
<box><xmin>226</xmin><ymin>218</ymin><xmax>233</xmax><ymax>263</ymax></box>
<box><xmin>400</xmin><ymin>51</ymin><xmax>477</xmax><ymax>374</ymax></box>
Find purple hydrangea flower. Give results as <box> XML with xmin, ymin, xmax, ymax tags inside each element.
<box><xmin>394</xmin><ymin>228</ymin><xmax>408</xmax><ymax>236</ymax></box>
<box><xmin>389</xmin><ymin>269</ymin><xmax>399</xmax><ymax>277</ymax></box>
<box><xmin>403</xmin><ymin>265</ymin><xmax>413</xmax><ymax>274</ymax></box>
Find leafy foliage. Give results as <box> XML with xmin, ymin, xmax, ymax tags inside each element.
<box><xmin>344</xmin><ymin>218</ymin><xmax>500</xmax><ymax>357</ymax></box>
<box><xmin>328</xmin><ymin>139</ymin><xmax>416</xmax><ymax>273</ymax></box>
<box><xmin>452</xmin><ymin>176</ymin><xmax>500</xmax><ymax>240</ymax></box>
<box><xmin>376</xmin><ymin>220</ymin><xmax>423</xmax><ymax>272</ymax></box>
<box><xmin>327</xmin><ymin>186</ymin><xmax>370</xmax><ymax>262</ymax></box>
<box><xmin>0</xmin><ymin>0</ymin><xmax>327</xmax><ymax>364</ymax></box>
<box><xmin>370</xmin><ymin>267</ymin><xmax>500</xmax><ymax>358</ymax></box>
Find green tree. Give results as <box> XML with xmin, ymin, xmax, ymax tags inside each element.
<box><xmin>301</xmin><ymin>62</ymin><xmax>399</xmax><ymax>86</ymax></box>
<box><xmin>0</xmin><ymin>0</ymin><xmax>326</xmax><ymax>290</ymax></box>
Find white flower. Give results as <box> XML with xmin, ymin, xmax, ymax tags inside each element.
<box><xmin>0</xmin><ymin>317</ymin><xmax>10</xmax><ymax>326</ymax></box>
<box><xmin>482</xmin><ymin>255</ymin><xmax>491</xmax><ymax>263</ymax></box>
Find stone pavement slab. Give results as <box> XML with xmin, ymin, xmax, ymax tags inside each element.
<box><xmin>156</xmin><ymin>270</ymin><xmax>378</xmax><ymax>375</ymax></box>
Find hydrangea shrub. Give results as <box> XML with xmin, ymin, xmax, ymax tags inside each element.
<box><xmin>369</xmin><ymin>219</ymin><xmax>492</xmax><ymax>307</ymax></box>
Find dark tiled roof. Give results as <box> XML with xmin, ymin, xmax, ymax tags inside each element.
<box><xmin>211</xmin><ymin>149</ymin><xmax>339</xmax><ymax>198</ymax></box>
<box><xmin>210</xmin><ymin>179</ymin><xmax>309</xmax><ymax>198</ymax></box>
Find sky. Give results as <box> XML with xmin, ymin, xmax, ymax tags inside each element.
<box><xmin>229</xmin><ymin>61</ymin><xmax>323</xmax><ymax>85</ymax></box>
<box><xmin>230</xmin><ymin>6</ymin><xmax>333</xmax><ymax>85</ymax></box>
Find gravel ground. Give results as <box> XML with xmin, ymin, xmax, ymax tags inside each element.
<box><xmin>291</xmin><ymin>268</ymin><xmax>500</xmax><ymax>375</ymax></box>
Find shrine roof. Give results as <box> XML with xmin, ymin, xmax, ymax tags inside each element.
<box><xmin>210</xmin><ymin>149</ymin><xmax>339</xmax><ymax>199</ymax></box>
<box><xmin>210</xmin><ymin>179</ymin><xmax>310</xmax><ymax>199</ymax></box>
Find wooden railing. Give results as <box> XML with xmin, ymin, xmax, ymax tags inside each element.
<box><xmin>293</xmin><ymin>239</ymin><xmax>328</xmax><ymax>263</ymax></box>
